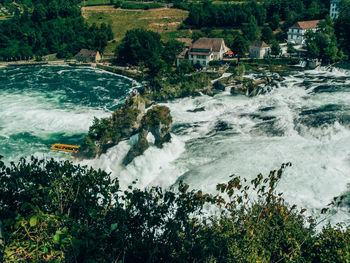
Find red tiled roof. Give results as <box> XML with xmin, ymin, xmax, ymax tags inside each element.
<box><xmin>290</xmin><ymin>20</ymin><xmax>320</xmax><ymax>29</ymax></box>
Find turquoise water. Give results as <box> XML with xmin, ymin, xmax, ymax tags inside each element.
<box><xmin>0</xmin><ymin>66</ymin><xmax>133</xmax><ymax>162</ymax></box>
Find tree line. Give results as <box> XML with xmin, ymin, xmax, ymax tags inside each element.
<box><xmin>0</xmin><ymin>156</ymin><xmax>348</xmax><ymax>262</ymax></box>
<box><xmin>183</xmin><ymin>0</ymin><xmax>328</xmax><ymax>29</ymax></box>
<box><xmin>0</xmin><ymin>0</ymin><xmax>113</xmax><ymax>61</ymax></box>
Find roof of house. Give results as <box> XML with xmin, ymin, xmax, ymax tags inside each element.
<box><xmin>250</xmin><ymin>41</ymin><xmax>270</xmax><ymax>48</ymax></box>
<box><xmin>176</xmin><ymin>48</ymin><xmax>189</xmax><ymax>59</ymax></box>
<box><xmin>191</xmin><ymin>38</ymin><xmax>225</xmax><ymax>52</ymax></box>
<box><xmin>75</xmin><ymin>49</ymin><xmax>99</xmax><ymax>58</ymax></box>
<box><xmin>290</xmin><ymin>20</ymin><xmax>320</xmax><ymax>29</ymax></box>
<box><xmin>176</xmin><ymin>38</ymin><xmax>193</xmax><ymax>48</ymax></box>
<box><xmin>189</xmin><ymin>51</ymin><xmax>212</xmax><ymax>56</ymax></box>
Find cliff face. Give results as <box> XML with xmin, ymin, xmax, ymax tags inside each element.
<box><xmin>78</xmin><ymin>94</ymin><xmax>147</xmax><ymax>158</ymax></box>
<box><xmin>123</xmin><ymin>105</ymin><xmax>172</xmax><ymax>165</ymax></box>
<box><xmin>78</xmin><ymin>95</ymin><xmax>173</xmax><ymax>165</ymax></box>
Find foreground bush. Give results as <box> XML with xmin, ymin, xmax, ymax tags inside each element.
<box><xmin>0</xmin><ymin>157</ymin><xmax>348</xmax><ymax>262</ymax></box>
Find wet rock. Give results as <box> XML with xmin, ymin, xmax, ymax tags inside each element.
<box><xmin>143</xmin><ymin>106</ymin><xmax>172</xmax><ymax>147</ymax></box>
<box><xmin>215</xmin><ymin>121</ymin><xmax>231</xmax><ymax>132</ymax></box>
<box><xmin>187</xmin><ymin>106</ymin><xmax>205</xmax><ymax>113</ymax></box>
<box><xmin>123</xmin><ymin>105</ymin><xmax>172</xmax><ymax>165</ymax></box>
<box><xmin>123</xmin><ymin>135</ymin><xmax>149</xmax><ymax>166</ymax></box>
<box><xmin>230</xmin><ymin>80</ymin><xmax>264</xmax><ymax>97</ymax></box>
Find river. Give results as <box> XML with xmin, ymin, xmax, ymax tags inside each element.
<box><xmin>1</xmin><ymin>65</ymin><xmax>349</xmax><ymax>227</ymax></box>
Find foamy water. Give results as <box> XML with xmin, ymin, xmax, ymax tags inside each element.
<box><xmin>1</xmin><ymin>65</ymin><xmax>349</xmax><ymax>227</ymax></box>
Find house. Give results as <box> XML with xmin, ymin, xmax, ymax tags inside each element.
<box><xmin>287</xmin><ymin>20</ymin><xmax>320</xmax><ymax>45</ymax></box>
<box><xmin>176</xmin><ymin>38</ymin><xmax>192</xmax><ymax>66</ymax></box>
<box><xmin>75</xmin><ymin>49</ymin><xmax>101</xmax><ymax>63</ymax></box>
<box><xmin>176</xmin><ymin>38</ymin><xmax>230</xmax><ymax>67</ymax></box>
<box><xmin>188</xmin><ymin>38</ymin><xmax>229</xmax><ymax>66</ymax></box>
<box><xmin>330</xmin><ymin>0</ymin><xmax>340</xmax><ymax>19</ymax></box>
<box><xmin>249</xmin><ymin>41</ymin><xmax>270</xmax><ymax>59</ymax></box>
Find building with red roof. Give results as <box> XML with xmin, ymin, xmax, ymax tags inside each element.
<box><xmin>287</xmin><ymin>20</ymin><xmax>320</xmax><ymax>45</ymax></box>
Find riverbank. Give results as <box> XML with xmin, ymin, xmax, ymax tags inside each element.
<box><xmin>0</xmin><ymin>60</ymin><xmax>70</xmax><ymax>68</ymax></box>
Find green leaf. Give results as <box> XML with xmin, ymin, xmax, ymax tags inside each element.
<box><xmin>53</xmin><ymin>233</ymin><xmax>60</xmax><ymax>244</ymax></box>
<box><xmin>110</xmin><ymin>223</ymin><xmax>118</xmax><ymax>231</ymax></box>
<box><xmin>29</xmin><ymin>216</ymin><xmax>38</xmax><ymax>227</ymax></box>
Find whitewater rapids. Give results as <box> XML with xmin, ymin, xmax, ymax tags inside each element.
<box><xmin>1</xmin><ymin>65</ymin><xmax>349</xmax><ymax>227</ymax></box>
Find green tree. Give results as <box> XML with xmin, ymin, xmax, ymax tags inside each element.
<box><xmin>261</xmin><ymin>26</ymin><xmax>275</xmax><ymax>44</ymax></box>
<box><xmin>0</xmin><ymin>156</ymin><xmax>349</xmax><ymax>262</ymax></box>
<box><xmin>287</xmin><ymin>43</ymin><xmax>297</xmax><ymax>54</ymax></box>
<box><xmin>176</xmin><ymin>59</ymin><xmax>194</xmax><ymax>75</ymax></box>
<box><xmin>116</xmin><ymin>29</ymin><xmax>162</xmax><ymax>65</ymax></box>
<box><xmin>270</xmin><ymin>40</ymin><xmax>281</xmax><ymax>56</ymax></box>
<box><xmin>269</xmin><ymin>13</ymin><xmax>281</xmax><ymax>30</ymax></box>
<box><xmin>335</xmin><ymin>0</ymin><xmax>350</xmax><ymax>54</ymax></box>
<box><xmin>162</xmin><ymin>39</ymin><xmax>184</xmax><ymax>69</ymax></box>
<box><xmin>191</xmin><ymin>30</ymin><xmax>206</xmax><ymax>42</ymax></box>
<box><xmin>306</xmin><ymin>17</ymin><xmax>344</xmax><ymax>63</ymax></box>
<box><xmin>230</xmin><ymin>34</ymin><xmax>249</xmax><ymax>60</ymax></box>
<box><xmin>242</xmin><ymin>15</ymin><xmax>260</xmax><ymax>42</ymax></box>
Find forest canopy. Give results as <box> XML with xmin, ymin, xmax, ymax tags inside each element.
<box><xmin>0</xmin><ymin>0</ymin><xmax>113</xmax><ymax>60</ymax></box>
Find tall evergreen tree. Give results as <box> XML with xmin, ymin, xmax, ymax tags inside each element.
<box><xmin>242</xmin><ymin>16</ymin><xmax>260</xmax><ymax>42</ymax></box>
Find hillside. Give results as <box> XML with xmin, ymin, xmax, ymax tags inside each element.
<box><xmin>82</xmin><ymin>6</ymin><xmax>190</xmax><ymax>55</ymax></box>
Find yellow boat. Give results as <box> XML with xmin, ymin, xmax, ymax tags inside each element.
<box><xmin>51</xmin><ymin>143</ymin><xmax>80</xmax><ymax>153</ymax></box>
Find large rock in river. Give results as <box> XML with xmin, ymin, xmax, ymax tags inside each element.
<box><xmin>123</xmin><ymin>105</ymin><xmax>173</xmax><ymax>165</ymax></box>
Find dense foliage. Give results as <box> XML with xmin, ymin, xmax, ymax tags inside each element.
<box><xmin>0</xmin><ymin>0</ymin><xmax>113</xmax><ymax>60</ymax></box>
<box><xmin>335</xmin><ymin>0</ymin><xmax>350</xmax><ymax>54</ymax></box>
<box><xmin>183</xmin><ymin>0</ymin><xmax>328</xmax><ymax>29</ymax></box>
<box><xmin>305</xmin><ymin>17</ymin><xmax>345</xmax><ymax>63</ymax></box>
<box><xmin>79</xmin><ymin>95</ymin><xmax>145</xmax><ymax>158</ymax></box>
<box><xmin>0</xmin><ymin>157</ymin><xmax>349</xmax><ymax>262</ymax></box>
<box><xmin>114</xmin><ymin>0</ymin><xmax>163</xmax><ymax>10</ymax></box>
<box><xmin>115</xmin><ymin>29</ymin><xmax>184</xmax><ymax>76</ymax></box>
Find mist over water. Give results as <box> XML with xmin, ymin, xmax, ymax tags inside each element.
<box><xmin>1</xmin><ymin>65</ymin><xmax>349</xmax><ymax>227</ymax></box>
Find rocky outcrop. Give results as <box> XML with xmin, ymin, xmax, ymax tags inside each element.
<box><xmin>78</xmin><ymin>94</ymin><xmax>146</xmax><ymax>158</ymax></box>
<box><xmin>214</xmin><ymin>73</ymin><xmax>284</xmax><ymax>97</ymax></box>
<box><xmin>123</xmin><ymin>105</ymin><xmax>172</xmax><ymax>165</ymax></box>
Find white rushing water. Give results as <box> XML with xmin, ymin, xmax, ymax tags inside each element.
<box><xmin>84</xmin><ymin>67</ymin><xmax>350</xmax><ymax>227</ymax></box>
<box><xmin>1</xmin><ymin>65</ymin><xmax>349</xmax><ymax>228</ymax></box>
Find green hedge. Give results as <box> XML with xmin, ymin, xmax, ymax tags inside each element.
<box><xmin>115</xmin><ymin>1</ymin><xmax>163</xmax><ymax>10</ymax></box>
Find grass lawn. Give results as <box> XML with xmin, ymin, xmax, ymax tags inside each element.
<box><xmin>82</xmin><ymin>6</ymin><xmax>188</xmax><ymax>41</ymax></box>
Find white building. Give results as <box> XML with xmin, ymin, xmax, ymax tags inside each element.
<box><xmin>330</xmin><ymin>0</ymin><xmax>340</xmax><ymax>19</ymax></box>
<box><xmin>249</xmin><ymin>41</ymin><xmax>270</xmax><ymax>59</ymax></box>
<box><xmin>177</xmin><ymin>38</ymin><xmax>230</xmax><ymax>67</ymax></box>
<box><xmin>287</xmin><ymin>20</ymin><xmax>320</xmax><ymax>45</ymax></box>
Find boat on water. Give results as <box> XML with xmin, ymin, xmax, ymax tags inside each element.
<box><xmin>51</xmin><ymin>143</ymin><xmax>79</xmax><ymax>153</ymax></box>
